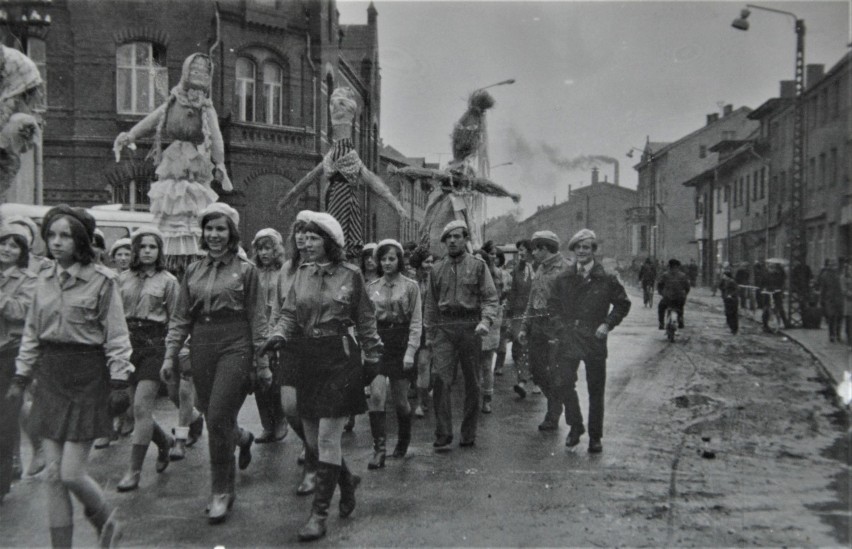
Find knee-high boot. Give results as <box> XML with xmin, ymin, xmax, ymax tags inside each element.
<box><xmin>337</xmin><ymin>458</ymin><xmax>360</xmax><ymax>518</ymax></box>
<box><xmin>297</xmin><ymin>462</ymin><xmax>340</xmax><ymax>542</ymax></box>
<box><xmin>287</xmin><ymin>416</ymin><xmax>318</xmax><ymax>496</ymax></box>
<box><xmin>392</xmin><ymin>410</ymin><xmax>412</xmax><ymax>458</ymax></box>
<box><xmin>85</xmin><ymin>503</ymin><xmax>122</xmax><ymax>548</ymax></box>
<box><xmin>367</xmin><ymin>411</ymin><xmax>386</xmax><ymax>470</ymax></box>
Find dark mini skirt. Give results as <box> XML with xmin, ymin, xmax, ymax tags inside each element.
<box><xmin>30</xmin><ymin>342</ymin><xmax>111</xmax><ymax>443</ymax></box>
<box><xmin>128</xmin><ymin>320</ymin><xmax>168</xmax><ymax>384</ymax></box>
<box><xmin>377</xmin><ymin>322</ymin><xmax>415</xmax><ymax>382</ymax></box>
<box><xmin>293</xmin><ymin>335</ymin><xmax>367</xmax><ymax>419</ymax></box>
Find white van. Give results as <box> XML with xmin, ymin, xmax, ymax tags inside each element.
<box><xmin>0</xmin><ymin>203</ymin><xmax>156</xmax><ymax>257</ymax></box>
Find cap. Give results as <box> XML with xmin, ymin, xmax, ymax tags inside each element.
<box><xmin>199</xmin><ymin>202</ymin><xmax>239</xmax><ymax>228</ymax></box>
<box><xmin>252</xmin><ymin>228</ymin><xmax>283</xmax><ymax>249</ymax></box>
<box><xmin>3</xmin><ymin>215</ymin><xmax>38</xmax><ymax>246</ymax></box>
<box><xmin>440</xmin><ymin>220</ymin><xmax>468</xmax><ymax>241</ymax></box>
<box><xmin>306</xmin><ymin>212</ymin><xmax>345</xmax><ymax>249</ymax></box>
<box><xmin>531</xmin><ymin>230</ymin><xmax>559</xmax><ymax>247</ymax></box>
<box><xmin>0</xmin><ymin>223</ymin><xmax>33</xmax><ymax>246</ymax></box>
<box><xmin>567</xmin><ymin>228</ymin><xmax>596</xmax><ymax>251</ymax></box>
<box><xmin>109</xmin><ymin>237</ymin><xmax>132</xmax><ymax>257</ymax></box>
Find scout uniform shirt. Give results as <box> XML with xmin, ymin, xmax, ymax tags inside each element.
<box><xmin>424</xmin><ymin>252</ymin><xmax>498</xmax><ymax>340</ymax></box>
<box><xmin>522</xmin><ymin>252</ymin><xmax>572</xmax><ymax>339</ymax></box>
<box><xmin>119</xmin><ymin>268</ymin><xmax>179</xmax><ymax>324</ymax></box>
<box><xmin>367</xmin><ymin>274</ymin><xmax>422</xmax><ymax>363</ymax></box>
<box><xmin>0</xmin><ymin>265</ymin><xmax>37</xmax><ymax>353</ymax></box>
<box><xmin>165</xmin><ymin>252</ymin><xmax>267</xmax><ymax>361</ymax></box>
<box><xmin>269</xmin><ymin>261</ymin><xmax>382</xmax><ymax>363</ymax></box>
<box><xmin>15</xmin><ymin>262</ymin><xmax>134</xmax><ymax>380</ymax></box>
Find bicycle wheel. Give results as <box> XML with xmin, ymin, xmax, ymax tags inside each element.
<box><xmin>766</xmin><ymin>309</ymin><xmax>781</xmax><ymax>334</ymax></box>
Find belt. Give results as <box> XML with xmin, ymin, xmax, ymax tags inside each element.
<box><xmin>567</xmin><ymin>319</ymin><xmax>599</xmax><ymax>329</ymax></box>
<box><xmin>126</xmin><ymin>318</ymin><xmax>165</xmax><ymax>330</ymax></box>
<box><xmin>194</xmin><ymin>310</ymin><xmax>247</xmax><ymax>324</ymax></box>
<box><xmin>378</xmin><ymin>320</ymin><xmax>409</xmax><ymax>329</ymax></box>
<box><xmin>438</xmin><ymin>309</ymin><xmax>479</xmax><ymax>319</ymax></box>
<box><xmin>305</xmin><ymin>326</ymin><xmax>350</xmax><ymax>338</ymax></box>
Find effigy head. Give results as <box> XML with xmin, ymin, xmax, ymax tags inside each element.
<box><xmin>330</xmin><ymin>87</ymin><xmax>358</xmax><ymax>127</ymax></box>
<box><xmin>181</xmin><ymin>53</ymin><xmax>213</xmax><ymax>93</ymax></box>
<box><xmin>0</xmin><ymin>45</ymin><xmax>43</xmax><ymax>113</ymax></box>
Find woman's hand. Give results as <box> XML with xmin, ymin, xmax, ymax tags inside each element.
<box><xmin>160</xmin><ymin>358</ymin><xmax>176</xmax><ymax>384</ymax></box>
<box><xmin>256</xmin><ymin>366</ymin><xmax>273</xmax><ymax>393</ymax></box>
<box><xmin>258</xmin><ymin>334</ymin><xmax>286</xmax><ymax>356</ymax></box>
<box><xmin>403</xmin><ymin>357</ymin><xmax>415</xmax><ymax>372</ymax></box>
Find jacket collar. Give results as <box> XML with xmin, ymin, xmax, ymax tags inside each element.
<box><xmin>49</xmin><ymin>262</ymin><xmax>94</xmax><ymax>282</ymax></box>
<box><xmin>204</xmin><ymin>251</ymin><xmax>235</xmax><ymax>267</ymax></box>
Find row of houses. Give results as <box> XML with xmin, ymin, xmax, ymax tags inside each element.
<box><xmin>633</xmin><ymin>54</ymin><xmax>851</xmax><ymax>285</ymax></box>
<box><xmin>3</xmin><ymin>0</ymin><xmax>432</xmax><ymax>249</ymax></box>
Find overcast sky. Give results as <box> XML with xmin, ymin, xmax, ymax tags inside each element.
<box><xmin>337</xmin><ymin>0</ymin><xmax>851</xmax><ymax>220</ymax></box>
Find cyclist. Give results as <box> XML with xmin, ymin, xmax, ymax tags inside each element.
<box><xmin>638</xmin><ymin>257</ymin><xmax>656</xmax><ymax>308</ymax></box>
<box><xmin>657</xmin><ymin>259</ymin><xmax>690</xmax><ymax>330</ymax></box>
<box><xmin>762</xmin><ymin>262</ymin><xmax>789</xmax><ymax>331</ymax></box>
<box><xmin>718</xmin><ymin>263</ymin><xmax>739</xmax><ymax>334</ymax></box>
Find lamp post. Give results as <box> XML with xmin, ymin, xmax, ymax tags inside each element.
<box><xmin>732</xmin><ymin>3</ymin><xmax>806</xmax><ymax>326</ymax></box>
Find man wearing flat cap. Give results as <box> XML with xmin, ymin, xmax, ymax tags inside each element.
<box><xmin>517</xmin><ymin>230</ymin><xmax>573</xmax><ymax>432</ymax></box>
<box><xmin>424</xmin><ymin>220</ymin><xmax>498</xmax><ymax>451</ymax></box>
<box><xmin>551</xmin><ymin>229</ymin><xmax>630</xmax><ymax>453</ymax></box>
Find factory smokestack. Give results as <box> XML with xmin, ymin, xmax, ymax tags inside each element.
<box><xmin>591</xmin><ymin>167</ymin><xmax>599</xmax><ymax>185</ymax></box>
<box><xmin>614</xmin><ymin>161</ymin><xmax>619</xmax><ymax>186</ymax></box>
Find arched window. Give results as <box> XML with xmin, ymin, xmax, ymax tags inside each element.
<box><xmin>26</xmin><ymin>38</ymin><xmax>47</xmax><ymax>108</ymax></box>
<box><xmin>235</xmin><ymin>57</ymin><xmax>256</xmax><ymax>122</ymax></box>
<box><xmin>262</xmin><ymin>62</ymin><xmax>283</xmax><ymax>125</ymax></box>
<box><xmin>116</xmin><ymin>41</ymin><xmax>167</xmax><ymax>114</ymax></box>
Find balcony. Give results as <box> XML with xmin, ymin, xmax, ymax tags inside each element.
<box><xmin>228</xmin><ymin>123</ymin><xmax>315</xmax><ymax>154</ymax></box>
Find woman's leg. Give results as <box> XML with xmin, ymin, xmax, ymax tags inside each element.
<box><xmin>283</xmin><ymin>385</ymin><xmax>316</xmax><ymax>496</ymax></box>
<box><xmin>298</xmin><ymin>417</ymin><xmax>346</xmax><ymax>541</ymax></box>
<box><xmin>58</xmin><ymin>440</ymin><xmax>121</xmax><ymax>545</ymax></box>
<box><xmin>130</xmin><ymin>380</ymin><xmax>159</xmax><ymax>446</ymax></box>
<box><xmin>367</xmin><ymin>376</ymin><xmax>388</xmax><ymax>470</ymax></box>
<box><xmin>42</xmin><ymin>439</ymin><xmax>74</xmax><ymax>546</ymax></box>
<box><xmin>390</xmin><ymin>379</ymin><xmax>412</xmax><ymax>458</ymax></box>
<box><xmin>414</xmin><ymin>348</ymin><xmax>431</xmax><ymax>418</ymax></box>
<box><xmin>480</xmin><ymin>350</ymin><xmax>495</xmax><ymax>413</ymax></box>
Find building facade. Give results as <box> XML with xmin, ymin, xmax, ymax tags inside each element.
<box><xmin>8</xmin><ymin>0</ymin><xmax>384</xmax><ymax>243</ymax></box>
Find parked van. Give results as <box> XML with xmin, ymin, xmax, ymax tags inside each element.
<box><xmin>0</xmin><ymin>203</ymin><xmax>156</xmax><ymax>257</ymax></box>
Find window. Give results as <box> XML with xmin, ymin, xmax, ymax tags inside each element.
<box><xmin>830</xmin><ymin>148</ymin><xmax>838</xmax><ymax>187</ymax></box>
<box><xmin>808</xmin><ymin>157</ymin><xmax>816</xmax><ymax>191</ymax></box>
<box><xmin>759</xmin><ymin>167</ymin><xmax>765</xmax><ymax>199</ymax></box>
<box><xmin>235</xmin><ymin>58</ymin><xmax>256</xmax><ymax>122</ymax></box>
<box><xmin>116</xmin><ymin>42</ymin><xmax>167</xmax><ymax>114</ymax></box>
<box><xmin>715</xmin><ymin>189</ymin><xmax>721</xmax><ymax>214</ymax></box>
<box><xmin>699</xmin><ymin>145</ymin><xmax>707</xmax><ymax>159</ymax></box>
<box><xmin>819</xmin><ymin>153</ymin><xmax>826</xmax><ymax>189</ymax></box>
<box><xmin>832</xmin><ymin>82</ymin><xmax>841</xmax><ymax>118</ymax></box>
<box><xmin>26</xmin><ymin>38</ymin><xmax>47</xmax><ymax>107</ymax></box>
<box><xmin>724</xmin><ymin>184</ymin><xmax>730</xmax><ymax>203</ymax></box>
<box><xmin>820</xmin><ymin>88</ymin><xmax>829</xmax><ymax>125</ymax></box>
<box><xmin>753</xmin><ymin>170</ymin><xmax>759</xmax><ymax>201</ymax></box>
<box><xmin>262</xmin><ymin>62</ymin><xmax>284</xmax><ymax>125</ymax></box>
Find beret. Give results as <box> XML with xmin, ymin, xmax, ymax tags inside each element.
<box><xmin>375</xmin><ymin>238</ymin><xmax>403</xmax><ymax>258</ymax></box>
<box><xmin>440</xmin><ymin>220</ymin><xmax>468</xmax><ymax>241</ymax></box>
<box><xmin>252</xmin><ymin>228</ymin><xmax>283</xmax><ymax>249</ymax></box>
<box><xmin>199</xmin><ymin>202</ymin><xmax>239</xmax><ymax>228</ymax></box>
<box><xmin>305</xmin><ymin>212</ymin><xmax>345</xmax><ymax>249</ymax></box>
<box><xmin>0</xmin><ymin>223</ymin><xmax>33</xmax><ymax>245</ymax></box>
<box><xmin>130</xmin><ymin>226</ymin><xmax>165</xmax><ymax>243</ymax></box>
<box><xmin>42</xmin><ymin>205</ymin><xmax>96</xmax><ymax>241</ymax></box>
<box><xmin>3</xmin><ymin>215</ymin><xmax>38</xmax><ymax>246</ymax></box>
<box><xmin>567</xmin><ymin>228</ymin><xmax>596</xmax><ymax>251</ymax></box>
<box><xmin>531</xmin><ymin>230</ymin><xmax>559</xmax><ymax>247</ymax></box>
<box><xmin>108</xmin><ymin>237</ymin><xmax>132</xmax><ymax>257</ymax></box>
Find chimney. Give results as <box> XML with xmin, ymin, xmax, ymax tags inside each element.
<box><xmin>706</xmin><ymin>113</ymin><xmax>719</xmax><ymax>125</ymax></box>
<box><xmin>613</xmin><ymin>161</ymin><xmax>619</xmax><ymax>186</ymax></box>
<box><xmin>723</xmin><ymin>104</ymin><xmax>733</xmax><ymax>116</ymax></box>
<box><xmin>780</xmin><ymin>80</ymin><xmax>797</xmax><ymax>99</ymax></box>
<box><xmin>591</xmin><ymin>166</ymin><xmax>599</xmax><ymax>185</ymax></box>
<box><xmin>568</xmin><ymin>184</ymin><xmax>572</xmax><ymax>200</ymax></box>
<box><xmin>806</xmin><ymin>63</ymin><xmax>825</xmax><ymax>89</ymax></box>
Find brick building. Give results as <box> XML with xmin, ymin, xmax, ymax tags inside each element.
<box><xmin>10</xmin><ymin>0</ymin><xmax>385</xmax><ymax>243</ymax></box>
<box><xmin>373</xmin><ymin>143</ymin><xmax>433</xmax><ymax>245</ymax></box>
<box><xmin>512</xmin><ymin>167</ymin><xmax>636</xmax><ymax>266</ymax></box>
<box><xmin>631</xmin><ymin>106</ymin><xmax>758</xmax><ymax>265</ymax></box>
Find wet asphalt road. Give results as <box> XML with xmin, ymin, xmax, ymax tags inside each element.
<box><xmin>1</xmin><ymin>289</ymin><xmax>848</xmax><ymax>547</ymax></box>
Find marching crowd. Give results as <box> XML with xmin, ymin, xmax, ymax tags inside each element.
<box><xmin>0</xmin><ymin>204</ymin><xmax>632</xmax><ymax>547</ymax></box>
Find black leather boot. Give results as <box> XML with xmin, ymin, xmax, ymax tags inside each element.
<box><xmin>297</xmin><ymin>461</ymin><xmax>340</xmax><ymax>542</ymax></box>
<box><xmin>367</xmin><ymin>411</ymin><xmax>386</xmax><ymax>470</ymax></box>
<box><xmin>337</xmin><ymin>458</ymin><xmax>361</xmax><ymax>518</ymax></box>
<box><xmin>297</xmin><ymin>446</ymin><xmax>318</xmax><ymax>496</ymax></box>
<box><xmin>391</xmin><ymin>410</ymin><xmax>412</xmax><ymax>458</ymax></box>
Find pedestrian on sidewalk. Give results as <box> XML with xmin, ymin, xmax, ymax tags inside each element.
<box><xmin>251</xmin><ymin>228</ymin><xmax>289</xmax><ymax>444</ymax></box>
<box><xmin>424</xmin><ymin>220</ymin><xmax>498</xmax><ymax>451</ymax></box>
<box><xmin>473</xmin><ymin>248</ymin><xmax>503</xmax><ymax>414</ymax></box>
<box><xmin>841</xmin><ymin>260</ymin><xmax>852</xmax><ymax>349</ymax></box>
<box><xmin>261</xmin><ymin>212</ymin><xmax>381</xmax><ymax>541</ymax></box>
<box><xmin>409</xmin><ymin>246</ymin><xmax>435</xmax><ymax>419</ymax></box>
<box><xmin>517</xmin><ymin>231</ymin><xmax>573</xmax><ymax>432</ymax></box>
<box><xmin>638</xmin><ymin>257</ymin><xmax>656</xmax><ymax>308</ymax></box>
<box><xmin>552</xmin><ymin>229</ymin><xmax>631</xmax><ymax>453</ymax></box>
<box><xmin>161</xmin><ymin>203</ymin><xmax>269</xmax><ymax>525</ymax></box>
<box><xmin>506</xmin><ymin>240</ymin><xmax>534</xmax><ymax>398</ymax></box>
<box><xmin>718</xmin><ymin>263</ymin><xmax>739</xmax><ymax>334</ymax></box>
<box><xmin>7</xmin><ymin>206</ymin><xmax>131</xmax><ymax>547</ymax></box>
<box><xmin>115</xmin><ymin>228</ymin><xmax>178</xmax><ymax>492</ymax></box>
<box><xmin>0</xmin><ymin>224</ymin><xmax>37</xmax><ymax>505</ymax></box>
<box><xmin>268</xmin><ymin>211</ymin><xmax>317</xmax><ymax>496</ymax></box>
<box><xmin>817</xmin><ymin>259</ymin><xmax>843</xmax><ymax>343</ymax></box>
<box><xmin>365</xmin><ymin>239</ymin><xmax>422</xmax><ymax>465</ymax></box>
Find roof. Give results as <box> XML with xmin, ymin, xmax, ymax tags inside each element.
<box><xmin>380</xmin><ymin>144</ymin><xmax>410</xmax><ymax>164</ymax></box>
<box><xmin>747</xmin><ymin>97</ymin><xmax>794</xmax><ymax>121</ymax></box>
<box><xmin>682</xmin><ymin>141</ymin><xmax>757</xmax><ymax>188</ymax></box>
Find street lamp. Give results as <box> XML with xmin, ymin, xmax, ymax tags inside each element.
<box><xmin>491</xmin><ymin>161</ymin><xmax>514</xmax><ymax>170</ymax></box>
<box><xmin>625</xmin><ymin>147</ymin><xmax>645</xmax><ymax>159</ymax></box>
<box><xmin>731</xmin><ymin>3</ymin><xmax>806</xmax><ymax>326</ymax></box>
<box><xmin>474</xmin><ymin>79</ymin><xmax>516</xmax><ymax>93</ymax></box>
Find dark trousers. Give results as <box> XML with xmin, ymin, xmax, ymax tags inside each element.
<box><xmin>564</xmin><ymin>356</ymin><xmax>607</xmax><ymax>440</ymax></box>
<box><xmin>528</xmin><ymin>330</ymin><xmax>563</xmax><ymax>422</ymax></box>
<box><xmin>190</xmin><ymin>319</ymin><xmax>251</xmax><ymax>493</ymax></box>
<box><xmin>254</xmin><ymin>353</ymin><xmax>284</xmax><ymax>432</ymax></box>
<box><xmin>826</xmin><ymin>314</ymin><xmax>842</xmax><ymax>340</ymax></box>
<box><xmin>723</xmin><ymin>297</ymin><xmax>739</xmax><ymax>334</ymax></box>
<box><xmin>431</xmin><ymin>324</ymin><xmax>480</xmax><ymax>442</ymax></box>
<box><xmin>761</xmin><ymin>292</ymin><xmax>789</xmax><ymax>329</ymax></box>
<box><xmin>658</xmin><ymin>297</ymin><xmax>686</xmax><ymax>326</ymax></box>
<box><xmin>0</xmin><ymin>349</ymin><xmax>20</xmax><ymax>497</ymax></box>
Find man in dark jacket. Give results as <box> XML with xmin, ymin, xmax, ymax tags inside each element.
<box><xmin>506</xmin><ymin>239</ymin><xmax>534</xmax><ymax>397</ymax></box>
<box><xmin>761</xmin><ymin>262</ymin><xmax>790</xmax><ymax>330</ymax></box>
<box><xmin>638</xmin><ymin>257</ymin><xmax>656</xmax><ymax>308</ymax></box>
<box><xmin>718</xmin><ymin>263</ymin><xmax>739</xmax><ymax>334</ymax></box>
<box><xmin>551</xmin><ymin>229</ymin><xmax>631</xmax><ymax>453</ymax></box>
<box><xmin>657</xmin><ymin>259</ymin><xmax>691</xmax><ymax>329</ymax></box>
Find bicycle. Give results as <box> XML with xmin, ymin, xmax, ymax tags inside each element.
<box><xmin>664</xmin><ymin>306</ymin><xmax>679</xmax><ymax>342</ymax></box>
<box><xmin>642</xmin><ymin>283</ymin><xmax>654</xmax><ymax>308</ymax></box>
<box><xmin>761</xmin><ymin>289</ymin><xmax>784</xmax><ymax>334</ymax></box>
